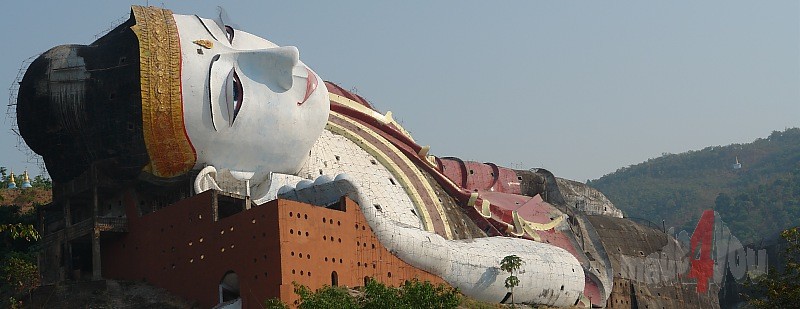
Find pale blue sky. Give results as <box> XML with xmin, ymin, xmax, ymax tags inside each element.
<box><xmin>2</xmin><ymin>1</ymin><xmax>798</xmax><ymax>182</ymax></box>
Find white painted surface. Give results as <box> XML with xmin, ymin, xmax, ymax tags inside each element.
<box><xmin>297</xmin><ymin>130</ymin><xmax>424</xmax><ymax>230</ymax></box>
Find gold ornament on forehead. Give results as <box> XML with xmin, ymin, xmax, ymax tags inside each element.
<box><xmin>193</xmin><ymin>39</ymin><xmax>214</xmax><ymax>49</ymax></box>
<box><xmin>130</xmin><ymin>5</ymin><xmax>197</xmax><ymax>179</ymax></box>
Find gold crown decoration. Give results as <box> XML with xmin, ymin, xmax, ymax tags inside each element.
<box><xmin>131</xmin><ymin>6</ymin><xmax>197</xmax><ymax>178</ymax></box>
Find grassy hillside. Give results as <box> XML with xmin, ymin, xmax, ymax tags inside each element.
<box><xmin>0</xmin><ymin>187</ymin><xmax>52</xmax><ymax>212</ymax></box>
<box><xmin>589</xmin><ymin>128</ymin><xmax>800</xmax><ymax>244</ymax></box>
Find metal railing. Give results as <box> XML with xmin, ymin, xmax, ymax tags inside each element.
<box><xmin>39</xmin><ymin>217</ymin><xmax>128</xmax><ymax>247</ymax></box>
<box><xmin>97</xmin><ymin>217</ymin><xmax>128</xmax><ymax>232</ymax></box>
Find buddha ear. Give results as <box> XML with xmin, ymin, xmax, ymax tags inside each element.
<box><xmin>236</xmin><ymin>46</ymin><xmax>299</xmax><ymax>92</ymax></box>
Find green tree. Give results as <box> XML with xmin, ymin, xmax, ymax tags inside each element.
<box><xmin>0</xmin><ymin>205</ymin><xmax>41</xmax><ymax>307</ymax></box>
<box><xmin>0</xmin><ymin>167</ymin><xmax>7</xmax><ymax>189</ymax></box>
<box><xmin>361</xmin><ymin>278</ymin><xmax>460</xmax><ymax>309</ymax></box>
<box><xmin>293</xmin><ymin>282</ymin><xmax>358</xmax><ymax>309</ymax></box>
<box><xmin>361</xmin><ymin>278</ymin><xmax>402</xmax><ymax>309</ymax></box>
<box><xmin>500</xmin><ymin>255</ymin><xmax>523</xmax><ymax>305</ymax></box>
<box><xmin>275</xmin><ymin>279</ymin><xmax>462</xmax><ymax>309</ymax></box>
<box><xmin>31</xmin><ymin>175</ymin><xmax>52</xmax><ymax>189</ymax></box>
<box><xmin>715</xmin><ymin>193</ymin><xmax>732</xmax><ymax>212</ymax></box>
<box><xmin>746</xmin><ymin>227</ymin><xmax>800</xmax><ymax>308</ymax></box>
<box><xmin>263</xmin><ymin>298</ymin><xmax>289</xmax><ymax>309</ymax></box>
<box><xmin>395</xmin><ymin>278</ymin><xmax>459</xmax><ymax>309</ymax></box>
<box><xmin>1</xmin><ymin>252</ymin><xmax>39</xmax><ymax>301</ymax></box>
<box><xmin>0</xmin><ymin>223</ymin><xmax>39</xmax><ymax>242</ymax></box>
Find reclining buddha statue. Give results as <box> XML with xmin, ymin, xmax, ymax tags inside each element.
<box><xmin>16</xmin><ymin>6</ymin><xmax>714</xmax><ymax>308</ymax></box>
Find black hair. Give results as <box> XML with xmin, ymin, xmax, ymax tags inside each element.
<box><xmin>16</xmin><ymin>15</ymin><xmax>149</xmax><ymax>183</ymax></box>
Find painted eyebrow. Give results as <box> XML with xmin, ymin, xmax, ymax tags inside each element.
<box><xmin>194</xmin><ymin>15</ymin><xmax>219</xmax><ymax>42</ymax></box>
<box><xmin>208</xmin><ymin>54</ymin><xmax>221</xmax><ymax>131</ymax></box>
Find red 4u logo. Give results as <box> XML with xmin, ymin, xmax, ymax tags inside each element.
<box><xmin>687</xmin><ymin>210</ymin><xmax>715</xmax><ymax>293</ymax></box>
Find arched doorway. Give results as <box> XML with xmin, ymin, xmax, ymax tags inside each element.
<box><xmin>219</xmin><ymin>271</ymin><xmax>240</xmax><ymax>304</ymax></box>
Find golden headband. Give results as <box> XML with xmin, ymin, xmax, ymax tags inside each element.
<box><xmin>131</xmin><ymin>6</ymin><xmax>196</xmax><ymax>178</ymax></box>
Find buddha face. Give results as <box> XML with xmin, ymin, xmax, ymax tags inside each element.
<box><xmin>173</xmin><ymin>13</ymin><xmax>329</xmax><ymax>183</ymax></box>
<box><xmin>16</xmin><ymin>7</ymin><xmax>329</xmax><ymax>183</ymax></box>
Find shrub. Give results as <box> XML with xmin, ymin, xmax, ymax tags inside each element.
<box><xmin>1</xmin><ymin>252</ymin><xmax>40</xmax><ymax>297</ymax></box>
<box><xmin>395</xmin><ymin>278</ymin><xmax>460</xmax><ymax>308</ymax></box>
<box><xmin>293</xmin><ymin>282</ymin><xmax>358</xmax><ymax>309</ymax></box>
<box><xmin>264</xmin><ymin>298</ymin><xmax>289</xmax><ymax>309</ymax></box>
<box><xmin>745</xmin><ymin>227</ymin><xmax>800</xmax><ymax>308</ymax></box>
<box><xmin>268</xmin><ymin>279</ymin><xmax>462</xmax><ymax>309</ymax></box>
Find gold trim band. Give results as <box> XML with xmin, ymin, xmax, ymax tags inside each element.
<box><xmin>131</xmin><ymin>6</ymin><xmax>196</xmax><ymax>178</ymax></box>
<box><xmin>327</xmin><ymin>112</ymin><xmax>454</xmax><ymax>239</ymax></box>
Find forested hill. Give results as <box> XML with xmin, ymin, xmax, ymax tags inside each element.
<box><xmin>588</xmin><ymin>128</ymin><xmax>800</xmax><ymax>244</ymax></box>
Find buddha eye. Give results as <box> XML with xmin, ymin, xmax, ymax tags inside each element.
<box><xmin>231</xmin><ymin>71</ymin><xmax>244</xmax><ymax>125</ymax></box>
<box><xmin>224</xmin><ymin>25</ymin><xmax>235</xmax><ymax>43</ymax></box>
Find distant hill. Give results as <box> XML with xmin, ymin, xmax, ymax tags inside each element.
<box><xmin>589</xmin><ymin>128</ymin><xmax>800</xmax><ymax>244</ymax></box>
<box><xmin>0</xmin><ymin>187</ymin><xmax>52</xmax><ymax>212</ymax></box>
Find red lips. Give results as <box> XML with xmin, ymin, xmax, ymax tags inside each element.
<box><xmin>298</xmin><ymin>67</ymin><xmax>318</xmax><ymax>106</ymax></box>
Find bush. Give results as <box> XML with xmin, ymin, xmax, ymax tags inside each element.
<box><xmin>393</xmin><ymin>279</ymin><xmax>460</xmax><ymax>308</ymax></box>
<box><xmin>293</xmin><ymin>282</ymin><xmax>359</xmax><ymax>309</ymax></box>
<box><xmin>264</xmin><ymin>298</ymin><xmax>289</xmax><ymax>309</ymax></box>
<box><xmin>1</xmin><ymin>251</ymin><xmax>39</xmax><ymax>297</ymax></box>
<box><xmin>745</xmin><ymin>227</ymin><xmax>800</xmax><ymax>308</ymax></box>
<box><xmin>269</xmin><ymin>279</ymin><xmax>461</xmax><ymax>309</ymax></box>
<box><xmin>361</xmin><ymin>278</ymin><xmax>402</xmax><ymax>309</ymax></box>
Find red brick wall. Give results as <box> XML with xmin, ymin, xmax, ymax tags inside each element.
<box><xmin>102</xmin><ymin>190</ymin><xmax>443</xmax><ymax>308</ymax></box>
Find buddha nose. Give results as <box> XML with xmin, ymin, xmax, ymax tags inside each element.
<box><xmin>236</xmin><ymin>46</ymin><xmax>300</xmax><ymax>92</ymax></box>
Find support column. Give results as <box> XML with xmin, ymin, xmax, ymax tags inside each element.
<box><xmin>61</xmin><ymin>198</ymin><xmax>75</xmax><ymax>281</ymax></box>
<box><xmin>54</xmin><ymin>242</ymin><xmax>63</xmax><ymax>282</ymax></box>
<box><xmin>91</xmin><ymin>185</ymin><xmax>102</xmax><ymax>281</ymax></box>
<box><xmin>245</xmin><ymin>179</ymin><xmax>251</xmax><ymax>210</ymax></box>
<box><xmin>64</xmin><ymin>199</ymin><xmax>71</xmax><ymax>227</ymax></box>
<box><xmin>92</xmin><ymin>229</ymin><xmax>101</xmax><ymax>280</ymax></box>
<box><xmin>61</xmin><ymin>241</ymin><xmax>71</xmax><ymax>280</ymax></box>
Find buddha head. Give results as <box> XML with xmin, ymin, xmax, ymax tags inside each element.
<box><xmin>17</xmin><ymin>6</ymin><xmax>330</xmax><ymax>184</ymax></box>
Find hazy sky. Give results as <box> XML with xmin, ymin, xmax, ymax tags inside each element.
<box><xmin>2</xmin><ymin>1</ymin><xmax>798</xmax><ymax>182</ymax></box>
